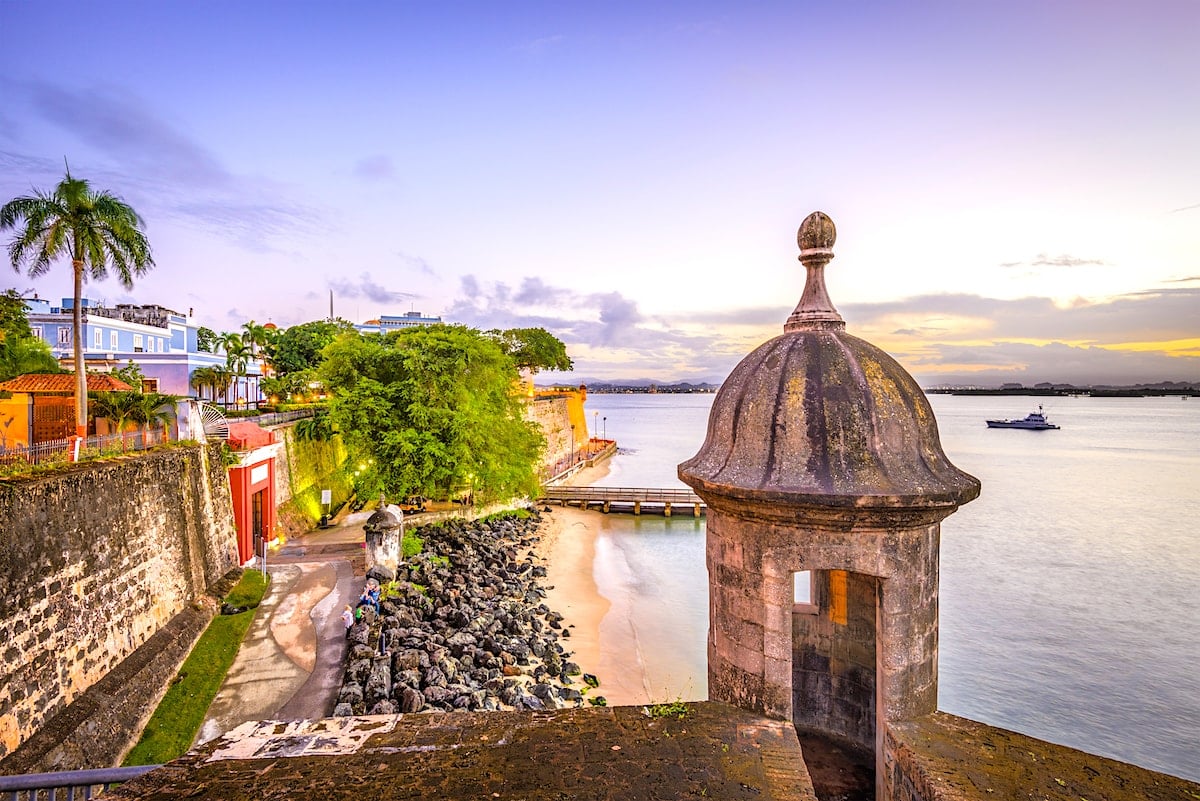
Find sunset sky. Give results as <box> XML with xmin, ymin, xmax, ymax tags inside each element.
<box><xmin>2</xmin><ymin>1</ymin><xmax>1197</xmax><ymax>386</ymax></box>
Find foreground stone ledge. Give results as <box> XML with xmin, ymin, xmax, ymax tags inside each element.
<box><xmin>887</xmin><ymin>712</ymin><xmax>1200</xmax><ymax>801</ymax></box>
<box><xmin>107</xmin><ymin>702</ymin><xmax>816</xmax><ymax>800</ymax></box>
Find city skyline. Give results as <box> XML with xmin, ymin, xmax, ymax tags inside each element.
<box><xmin>2</xmin><ymin>1</ymin><xmax>1197</xmax><ymax>387</ymax></box>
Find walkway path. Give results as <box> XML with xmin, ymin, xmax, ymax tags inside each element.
<box><xmin>196</xmin><ymin>511</ymin><xmax>372</xmax><ymax>745</ymax></box>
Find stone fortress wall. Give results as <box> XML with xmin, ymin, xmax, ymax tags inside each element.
<box><xmin>525</xmin><ymin>390</ymin><xmax>587</xmax><ymax>474</ymax></box>
<box><xmin>0</xmin><ymin>444</ymin><xmax>239</xmax><ymax>763</ymax></box>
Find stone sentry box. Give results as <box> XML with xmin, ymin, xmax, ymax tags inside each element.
<box><xmin>679</xmin><ymin>212</ymin><xmax>980</xmax><ymax>799</ymax></box>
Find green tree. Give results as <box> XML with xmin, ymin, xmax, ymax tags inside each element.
<box><xmin>196</xmin><ymin>326</ymin><xmax>218</xmax><ymax>353</ymax></box>
<box><xmin>294</xmin><ymin>412</ymin><xmax>336</xmax><ymax>442</ymax></box>
<box><xmin>487</xmin><ymin>327</ymin><xmax>573</xmax><ymax>373</ymax></box>
<box><xmin>219</xmin><ymin>332</ymin><xmax>251</xmax><ymax>405</ymax></box>
<box><xmin>272</xmin><ymin>318</ymin><xmax>354</xmax><ymax>376</ymax></box>
<box><xmin>0</xmin><ymin>336</ymin><xmax>60</xmax><ymax>382</ymax></box>
<box><xmin>131</xmin><ymin>391</ymin><xmax>177</xmax><ymax>441</ymax></box>
<box><xmin>0</xmin><ymin>288</ymin><xmax>60</xmax><ymax>381</ymax></box>
<box><xmin>262</xmin><ymin>368</ymin><xmax>317</xmax><ymax>402</ymax></box>
<box><xmin>112</xmin><ymin>360</ymin><xmax>145</xmax><ymax>390</ymax></box>
<box><xmin>90</xmin><ymin>390</ymin><xmax>143</xmax><ymax>448</ymax></box>
<box><xmin>190</xmin><ymin>365</ymin><xmax>220</xmax><ymax>402</ymax></box>
<box><xmin>321</xmin><ymin>325</ymin><xmax>543</xmax><ymax>503</ymax></box>
<box><xmin>1</xmin><ymin>171</ymin><xmax>154</xmax><ymax>438</ymax></box>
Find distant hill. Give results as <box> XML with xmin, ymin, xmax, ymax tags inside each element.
<box><xmin>925</xmin><ymin>381</ymin><xmax>1200</xmax><ymax>397</ymax></box>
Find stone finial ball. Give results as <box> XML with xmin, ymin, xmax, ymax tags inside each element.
<box><xmin>797</xmin><ymin>211</ymin><xmax>836</xmax><ymax>250</ymax></box>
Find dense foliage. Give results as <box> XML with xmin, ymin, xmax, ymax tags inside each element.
<box><xmin>0</xmin><ymin>289</ymin><xmax>59</xmax><ymax>381</ymax></box>
<box><xmin>487</xmin><ymin>326</ymin><xmax>574</xmax><ymax>373</ymax></box>
<box><xmin>272</xmin><ymin>318</ymin><xmax>354</xmax><ymax>376</ymax></box>
<box><xmin>321</xmin><ymin>325</ymin><xmax>544</xmax><ymax>504</ymax></box>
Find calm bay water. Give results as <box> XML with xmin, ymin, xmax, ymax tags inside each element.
<box><xmin>579</xmin><ymin>392</ymin><xmax>1200</xmax><ymax>781</ymax></box>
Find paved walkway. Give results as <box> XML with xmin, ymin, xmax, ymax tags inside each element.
<box><xmin>197</xmin><ymin>511</ymin><xmax>373</xmax><ymax>745</ymax></box>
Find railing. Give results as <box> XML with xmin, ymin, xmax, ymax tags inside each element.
<box><xmin>235</xmin><ymin>408</ymin><xmax>318</xmax><ymax>427</ymax></box>
<box><xmin>542</xmin><ymin>485</ymin><xmax>703</xmax><ymax>504</ymax></box>
<box><xmin>541</xmin><ymin>439</ymin><xmax>616</xmax><ymax>483</ymax></box>
<box><xmin>0</xmin><ymin>429</ymin><xmax>168</xmax><ymax>468</ymax></box>
<box><xmin>0</xmin><ymin>765</ymin><xmax>160</xmax><ymax>800</ymax></box>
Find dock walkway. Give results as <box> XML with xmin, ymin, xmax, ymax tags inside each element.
<box><xmin>540</xmin><ymin>485</ymin><xmax>706</xmax><ymax>517</ymax></box>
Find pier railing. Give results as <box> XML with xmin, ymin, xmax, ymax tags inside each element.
<box><xmin>540</xmin><ymin>485</ymin><xmax>705</xmax><ymax>516</ymax></box>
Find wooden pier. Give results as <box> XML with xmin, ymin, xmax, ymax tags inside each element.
<box><xmin>540</xmin><ymin>485</ymin><xmax>706</xmax><ymax>517</ymax></box>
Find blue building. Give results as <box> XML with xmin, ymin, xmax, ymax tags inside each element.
<box><xmin>24</xmin><ymin>297</ymin><xmax>265</xmax><ymax>405</ymax></box>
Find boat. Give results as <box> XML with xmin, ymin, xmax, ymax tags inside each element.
<box><xmin>985</xmin><ymin>405</ymin><xmax>1060</xmax><ymax>430</ymax></box>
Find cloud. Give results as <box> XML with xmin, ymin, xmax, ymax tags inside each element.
<box><xmin>328</xmin><ymin>272</ymin><xmax>418</xmax><ymax>304</ymax></box>
<box><xmin>398</xmin><ymin>252</ymin><xmax>436</xmax><ymax>277</ymax></box>
<box><xmin>843</xmin><ymin>288</ymin><xmax>1200</xmax><ymax>344</ymax></box>
<box><xmin>26</xmin><ymin>82</ymin><xmax>230</xmax><ymax>187</ymax></box>
<box><xmin>514</xmin><ymin>35</ymin><xmax>565</xmax><ymax>54</ymax></box>
<box><xmin>353</xmin><ymin>154</ymin><xmax>397</xmax><ymax>181</ymax></box>
<box><xmin>1169</xmin><ymin>202</ymin><xmax>1200</xmax><ymax>213</ymax></box>
<box><xmin>911</xmin><ymin>341</ymin><xmax>1199</xmax><ymax>387</ymax></box>
<box><xmin>1</xmin><ymin>84</ymin><xmax>321</xmax><ymax>254</ymax></box>
<box><xmin>513</xmin><ymin>276</ymin><xmax>573</xmax><ymax>306</ymax></box>
<box><xmin>1001</xmin><ymin>253</ymin><xmax>1106</xmax><ymax>269</ymax></box>
<box><xmin>1165</xmin><ymin>275</ymin><xmax>1200</xmax><ymax>284</ymax></box>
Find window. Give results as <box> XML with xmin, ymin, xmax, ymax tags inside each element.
<box><xmin>133</xmin><ymin>334</ymin><xmax>144</xmax><ymax>353</ymax></box>
<box><xmin>94</xmin><ymin>329</ymin><xmax>102</xmax><ymax>349</ymax></box>
<box><xmin>141</xmin><ymin>378</ymin><xmax>159</xmax><ymax>393</ymax></box>
<box><xmin>793</xmin><ymin>570</ymin><xmax>816</xmax><ymax>615</ymax></box>
<box><xmin>160</xmin><ymin>338</ymin><xmax>166</xmax><ymax>353</ymax></box>
<box><xmin>31</xmin><ymin>325</ymin><xmax>43</xmax><ymax>340</ymax></box>
<box><xmin>111</xmin><ymin>331</ymin><xmax>118</xmax><ymax>351</ymax></box>
<box><xmin>57</xmin><ymin>327</ymin><xmax>71</xmax><ymax>345</ymax></box>
<box><xmin>148</xmin><ymin>337</ymin><xmax>155</xmax><ymax>353</ymax></box>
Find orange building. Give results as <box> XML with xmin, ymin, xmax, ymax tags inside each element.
<box><xmin>0</xmin><ymin>373</ymin><xmax>133</xmax><ymax>447</ymax></box>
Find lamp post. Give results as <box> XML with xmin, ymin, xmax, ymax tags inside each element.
<box><xmin>593</xmin><ymin>412</ymin><xmax>598</xmax><ymax>446</ymax></box>
<box><xmin>603</xmin><ymin>416</ymin><xmax>607</xmax><ymax>440</ymax></box>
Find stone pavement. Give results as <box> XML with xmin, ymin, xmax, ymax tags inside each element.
<box><xmin>111</xmin><ymin>703</ymin><xmax>818</xmax><ymax>800</ymax></box>
<box><xmin>196</xmin><ymin>511</ymin><xmax>373</xmax><ymax>745</ymax></box>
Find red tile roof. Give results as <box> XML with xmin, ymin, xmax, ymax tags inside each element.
<box><xmin>0</xmin><ymin>373</ymin><xmax>135</xmax><ymax>393</ymax></box>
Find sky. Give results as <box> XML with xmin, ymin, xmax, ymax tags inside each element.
<box><xmin>1</xmin><ymin>1</ymin><xmax>1197</xmax><ymax>387</ymax></box>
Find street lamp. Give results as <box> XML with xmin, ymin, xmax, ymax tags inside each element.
<box><xmin>593</xmin><ymin>412</ymin><xmax>598</xmax><ymax>444</ymax></box>
<box><xmin>603</xmin><ymin>416</ymin><xmax>607</xmax><ymax>440</ymax></box>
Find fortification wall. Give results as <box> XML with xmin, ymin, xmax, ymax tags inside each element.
<box><xmin>0</xmin><ymin>444</ymin><xmax>239</xmax><ymax>762</ymax></box>
<box><xmin>885</xmin><ymin>712</ymin><xmax>1200</xmax><ymax>800</ymax></box>
<box><xmin>527</xmin><ymin>394</ymin><xmax>581</xmax><ymax>473</ymax></box>
<box><xmin>273</xmin><ymin>425</ymin><xmax>351</xmax><ymax>537</ymax></box>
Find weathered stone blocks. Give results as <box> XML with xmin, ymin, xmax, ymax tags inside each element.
<box><xmin>0</xmin><ymin>444</ymin><xmax>238</xmax><ymax>763</ymax></box>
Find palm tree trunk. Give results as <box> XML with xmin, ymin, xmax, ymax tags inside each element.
<box><xmin>72</xmin><ymin>259</ymin><xmax>87</xmax><ymax>441</ymax></box>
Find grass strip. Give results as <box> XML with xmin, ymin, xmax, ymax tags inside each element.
<box><xmin>122</xmin><ymin>570</ymin><xmax>270</xmax><ymax>766</ymax></box>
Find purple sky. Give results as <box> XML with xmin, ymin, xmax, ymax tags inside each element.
<box><xmin>2</xmin><ymin>1</ymin><xmax>1197</xmax><ymax>386</ymax></box>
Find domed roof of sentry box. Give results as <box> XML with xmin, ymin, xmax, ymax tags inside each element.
<box><xmin>678</xmin><ymin>212</ymin><xmax>980</xmax><ymax>510</ymax></box>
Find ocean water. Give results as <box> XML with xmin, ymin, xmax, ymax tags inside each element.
<box><xmin>578</xmin><ymin>392</ymin><xmax>1200</xmax><ymax>782</ymax></box>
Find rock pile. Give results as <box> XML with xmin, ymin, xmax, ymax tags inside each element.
<box><xmin>334</xmin><ymin>510</ymin><xmax>598</xmax><ymax>716</ymax></box>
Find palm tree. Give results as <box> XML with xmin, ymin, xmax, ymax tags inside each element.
<box><xmin>222</xmin><ymin>333</ymin><xmax>252</xmax><ymax>407</ymax></box>
<box><xmin>241</xmin><ymin>320</ymin><xmax>267</xmax><ymax>358</ymax></box>
<box><xmin>89</xmin><ymin>390</ymin><xmax>142</xmax><ymax>450</ymax></box>
<box><xmin>1</xmin><ymin>171</ymin><xmax>153</xmax><ymax>440</ymax></box>
<box><xmin>132</xmin><ymin>392</ymin><xmax>178</xmax><ymax>444</ymax></box>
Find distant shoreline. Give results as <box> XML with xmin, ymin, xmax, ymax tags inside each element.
<box><xmin>925</xmin><ymin>387</ymin><xmax>1199</xmax><ymax>397</ymax></box>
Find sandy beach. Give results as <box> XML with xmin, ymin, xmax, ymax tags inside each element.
<box><xmin>537</xmin><ymin>458</ymin><xmax>669</xmax><ymax>706</ymax></box>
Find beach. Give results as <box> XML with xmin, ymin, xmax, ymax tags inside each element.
<box><xmin>537</xmin><ymin>459</ymin><xmax>672</xmax><ymax>706</ymax></box>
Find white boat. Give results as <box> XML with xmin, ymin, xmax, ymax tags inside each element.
<box><xmin>986</xmin><ymin>405</ymin><xmax>1060</xmax><ymax>430</ymax></box>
